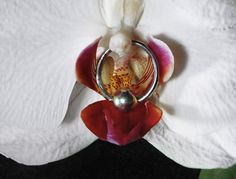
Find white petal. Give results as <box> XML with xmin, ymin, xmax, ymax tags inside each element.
<box><xmin>145</xmin><ymin>120</ymin><xmax>236</xmax><ymax>168</ymax></box>
<box><xmin>123</xmin><ymin>0</ymin><xmax>145</xmax><ymax>28</ymax></box>
<box><xmin>0</xmin><ymin>0</ymin><xmax>105</xmax><ymax>130</ymax></box>
<box><xmin>142</xmin><ymin>0</ymin><xmax>236</xmax><ymax>168</ymax></box>
<box><xmin>1</xmin><ymin>0</ymin><xmax>236</xmax><ymax>168</ymax></box>
<box><xmin>99</xmin><ymin>0</ymin><xmax>124</xmax><ymax>29</ymax></box>
<box><xmin>0</xmin><ymin>83</ymin><xmax>103</xmax><ymax>165</ymax></box>
<box><xmin>156</xmin><ymin>26</ymin><xmax>236</xmax><ymax>137</ymax></box>
<box><xmin>171</xmin><ymin>0</ymin><xmax>236</xmax><ymax>30</ymax></box>
<box><xmin>99</xmin><ymin>0</ymin><xmax>145</xmax><ymax>29</ymax></box>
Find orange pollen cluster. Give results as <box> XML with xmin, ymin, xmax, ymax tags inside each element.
<box><xmin>104</xmin><ymin>66</ymin><xmax>134</xmax><ymax>95</ymax></box>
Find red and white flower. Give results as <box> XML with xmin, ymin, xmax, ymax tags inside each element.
<box><xmin>0</xmin><ymin>0</ymin><xmax>236</xmax><ymax>168</ymax></box>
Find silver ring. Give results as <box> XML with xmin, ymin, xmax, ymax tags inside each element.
<box><xmin>96</xmin><ymin>40</ymin><xmax>159</xmax><ymax>103</ymax></box>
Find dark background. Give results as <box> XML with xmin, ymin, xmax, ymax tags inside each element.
<box><xmin>0</xmin><ymin>139</ymin><xmax>200</xmax><ymax>179</ymax></box>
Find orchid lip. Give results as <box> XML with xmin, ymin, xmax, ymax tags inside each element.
<box><xmin>95</xmin><ymin>39</ymin><xmax>159</xmax><ymax>111</ymax></box>
<box><xmin>75</xmin><ymin>35</ymin><xmax>174</xmax><ymax>145</ymax></box>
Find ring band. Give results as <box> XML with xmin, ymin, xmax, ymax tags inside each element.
<box><xmin>96</xmin><ymin>40</ymin><xmax>159</xmax><ymax>103</ymax></box>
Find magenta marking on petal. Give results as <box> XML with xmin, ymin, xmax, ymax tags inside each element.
<box><xmin>147</xmin><ymin>36</ymin><xmax>174</xmax><ymax>83</ymax></box>
<box><xmin>76</xmin><ymin>38</ymin><xmax>101</xmax><ymax>92</ymax></box>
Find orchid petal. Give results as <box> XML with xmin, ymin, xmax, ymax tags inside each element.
<box><xmin>147</xmin><ymin>36</ymin><xmax>174</xmax><ymax>84</ymax></box>
<box><xmin>153</xmin><ymin>26</ymin><xmax>236</xmax><ymax>136</ymax></box>
<box><xmin>0</xmin><ymin>0</ymin><xmax>105</xmax><ymax>130</ymax></box>
<box><xmin>81</xmin><ymin>100</ymin><xmax>162</xmax><ymax>146</ymax></box>
<box><xmin>171</xmin><ymin>0</ymin><xmax>236</xmax><ymax>30</ymax></box>
<box><xmin>99</xmin><ymin>0</ymin><xmax>124</xmax><ymax>29</ymax></box>
<box><xmin>0</xmin><ymin>83</ymin><xmax>103</xmax><ymax>165</ymax></box>
<box><xmin>145</xmin><ymin>120</ymin><xmax>236</xmax><ymax>168</ymax></box>
<box><xmin>143</xmin><ymin>0</ymin><xmax>236</xmax><ymax>168</ymax></box>
<box><xmin>0</xmin><ymin>0</ymin><xmax>104</xmax><ymax>164</ymax></box>
<box><xmin>123</xmin><ymin>0</ymin><xmax>145</xmax><ymax>28</ymax></box>
<box><xmin>1</xmin><ymin>0</ymin><xmax>236</xmax><ymax>169</ymax></box>
<box><xmin>99</xmin><ymin>0</ymin><xmax>145</xmax><ymax>29</ymax></box>
<box><xmin>76</xmin><ymin>39</ymin><xmax>101</xmax><ymax>92</ymax></box>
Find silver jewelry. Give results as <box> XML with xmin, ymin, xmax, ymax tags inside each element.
<box><xmin>96</xmin><ymin>40</ymin><xmax>159</xmax><ymax>111</ymax></box>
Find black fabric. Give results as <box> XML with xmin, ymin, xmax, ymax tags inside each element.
<box><xmin>0</xmin><ymin>139</ymin><xmax>200</xmax><ymax>179</ymax></box>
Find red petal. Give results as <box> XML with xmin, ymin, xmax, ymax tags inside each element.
<box><xmin>76</xmin><ymin>38</ymin><xmax>101</xmax><ymax>92</ymax></box>
<box><xmin>147</xmin><ymin>36</ymin><xmax>174</xmax><ymax>84</ymax></box>
<box><xmin>81</xmin><ymin>100</ymin><xmax>162</xmax><ymax>145</ymax></box>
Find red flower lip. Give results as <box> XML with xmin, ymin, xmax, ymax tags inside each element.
<box><xmin>76</xmin><ymin>35</ymin><xmax>174</xmax><ymax>145</ymax></box>
<box><xmin>81</xmin><ymin>100</ymin><xmax>162</xmax><ymax>145</ymax></box>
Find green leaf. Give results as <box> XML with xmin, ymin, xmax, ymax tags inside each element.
<box><xmin>199</xmin><ymin>164</ymin><xmax>236</xmax><ymax>179</ymax></box>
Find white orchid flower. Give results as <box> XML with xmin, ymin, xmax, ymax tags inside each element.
<box><xmin>0</xmin><ymin>0</ymin><xmax>236</xmax><ymax>168</ymax></box>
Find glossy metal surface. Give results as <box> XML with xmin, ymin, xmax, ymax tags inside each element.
<box><xmin>96</xmin><ymin>40</ymin><xmax>159</xmax><ymax>110</ymax></box>
<box><xmin>113</xmin><ymin>90</ymin><xmax>137</xmax><ymax>111</ymax></box>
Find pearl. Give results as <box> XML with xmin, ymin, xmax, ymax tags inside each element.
<box><xmin>113</xmin><ymin>90</ymin><xmax>137</xmax><ymax>111</ymax></box>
